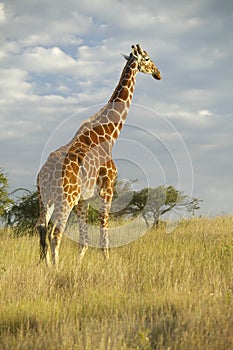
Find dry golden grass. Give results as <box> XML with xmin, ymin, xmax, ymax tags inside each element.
<box><xmin>0</xmin><ymin>216</ymin><xmax>233</xmax><ymax>349</ymax></box>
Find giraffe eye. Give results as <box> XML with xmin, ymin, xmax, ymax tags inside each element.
<box><xmin>145</xmin><ymin>57</ymin><xmax>150</xmax><ymax>61</ymax></box>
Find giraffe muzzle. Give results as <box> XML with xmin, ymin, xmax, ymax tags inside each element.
<box><xmin>152</xmin><ymin>70</ymin><xmax>162</xmax><ymax>80</ymax></box>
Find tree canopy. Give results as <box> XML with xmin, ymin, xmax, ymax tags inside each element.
<box><xmin>0</xmin><ymin>169</ymin><xmax>13</xmax><ymax>222</ymax></box>
<box><xmin>6</xmin><ymin>189</ymin><xmax>39</xmax><ymax>236</ymax></box>
<box><xmin>112</xmin><ymin>185</ymin><xmax>201</xmax><ymax>227</ymax></box>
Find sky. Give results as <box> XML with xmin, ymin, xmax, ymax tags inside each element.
<box><xmin>0</xmin><ymin>0</ymin><xmax>232</xmax><ymax>216</ymax></box>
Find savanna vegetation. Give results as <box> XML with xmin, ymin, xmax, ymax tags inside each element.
<box><xmin>3</xmin><ymin>176</ymin><xmax>201</xmax><ymax>237</ymax></box>
<box><xmin>0</xmin><ymin>216</ymin><xmax>232</xmax><ymax>349</ymax></box>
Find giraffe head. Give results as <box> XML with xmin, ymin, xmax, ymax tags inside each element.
<box><xmin>124</xmin><ymin>44</ymin><xmax>162</xmax><ymax>80</ymax></box>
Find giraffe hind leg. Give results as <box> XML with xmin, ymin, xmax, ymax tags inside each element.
<box><xmin>49</xmin><ymin>206</ymin><xmax>71</xmax><ymax>266</ymax></box>
<box><xmin>36</xmin><ymin>201</ymin><xmax>54</xmax><ymax>266</ymax></box>
<box><xmin>49</xmin><ymin>225</ymin><xmax>62</xmax><ymax>266</ymax></box>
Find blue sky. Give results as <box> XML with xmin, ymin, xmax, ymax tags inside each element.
<box><xmin>0</xmin><ymin>0</ymin><xmax>232</xmax><ymax>216</ymax></box>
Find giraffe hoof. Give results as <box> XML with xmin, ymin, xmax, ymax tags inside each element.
<box><xmin>102</xmin><ymin>248</ymin><xmax>109</xmax><ymax>259</ymax></box>
<box><xmin>78</xmin><ymin>245</ymin><xmax>88</xmax><ymax>260</ymax></box>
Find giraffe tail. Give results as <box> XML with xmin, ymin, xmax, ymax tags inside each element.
<box><xmin>37</xmin><ymin>224</ymin><xmax>49</xmax><ymax>263</ymax></box>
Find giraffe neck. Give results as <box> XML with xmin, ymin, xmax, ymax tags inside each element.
<box><xmin>107</xmin><ymin>56</ymin><xmax>138</xmax><ymax>129</ymax></box>
<box><xmin>93</xmin><ymin>56</ymin><xmax>138</xmax><ymax>142</ymax></box>
<box><xmin>71</xmin><ymin>57</ymin><xmax>139</xmax><ymax>150</ymax></box>
<box><xmin>109</xmin><ymin>56</ymin><xmax>138</xmax><ymax>106</ymax></box>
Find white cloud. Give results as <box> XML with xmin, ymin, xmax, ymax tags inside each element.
<box><xmin>165</xmin><ymin>105</ymin><xmax>216</xmax><ymax>126</ymax></box>
<box><xmin>198</xmin><ymin>109</ymin><xmax>213</xmax><ymax>117</ymax></box>
<box><xmin>16</xmin><ymin>46</ymin><xmax>78</xmax><ymax>74</ymax></box>
<box><xmin>0</xmin><ymin>2</ymin><xmax>92</xmax><ymax>47</ymax></box>
<box><xmin>0</xmin><ymin>2</ymin><xmax>5</xmax><ymax>22</ymax></box>
<box><xmin>0</xmin><ymin>40</ymin><xmax>19</xmax><ymax>60</ymax></box>
<box><xmin>0</xmin><ymin>68</ymin><xmax>32</xmax><ymax>101</ymax></box>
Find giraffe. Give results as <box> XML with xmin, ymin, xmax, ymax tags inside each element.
<box><xmin>36</xmin><ymin>44</ymin><xmax>161</xmax><ymax>266</ymax></box>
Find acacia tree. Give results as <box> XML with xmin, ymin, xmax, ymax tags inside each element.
<box><xmin>142</xmin><ymin>186</ymin><xmax>201</xmax><ymax>227</ymax></box>
<box><xmin>112</xmin><ymin>185</ymin><xmax>201</xmax><ymax>227</ymax></box>
<box><xmin>0</xmin><ymin>169</ymin><xmax>13</xmax><ymax>223</ymax></box>
<box><xmin>6</xmin><ymin>189</ymin><xmax>39</xmax><ymax>236</ymax></box>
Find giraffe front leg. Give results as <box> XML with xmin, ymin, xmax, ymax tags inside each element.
<box><xmin>98</xmin><ymin>160</ymin><xmax>117</xmax><ymax>259</ymax></box>
<box><xmin>74</xmin><ymin>200</ymin><xmax>89</xmax><ymax>261</ymax></box>
<box><xmin>99</xmin><ymin>198</ymin><xmax>111</xmax><ymax>259</ymax></box>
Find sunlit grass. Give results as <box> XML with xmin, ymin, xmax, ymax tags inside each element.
<box><xmin>0</xmin><ymin>217</ymin><xmax>233</xmax><ymax>349</ymax></box>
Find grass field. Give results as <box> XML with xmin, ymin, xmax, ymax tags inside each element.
<box><xmin>0</xmin><ymin>217</ymin><xmax>233</xmax><ymax>349</ymax></box>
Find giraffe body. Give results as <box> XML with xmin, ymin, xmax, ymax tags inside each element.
<box><xmin>36</xmin><ymin>44</ymin><xmax>161</xmax><ymax>265</ymax></box>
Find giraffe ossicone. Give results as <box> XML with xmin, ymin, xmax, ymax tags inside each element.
<box><xmin>36</xmin><ymin>44</ymin><xmax>161</xmax><ymax>266</ymax></box>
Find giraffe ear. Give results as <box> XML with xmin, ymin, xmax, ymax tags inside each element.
<box><xmin>131</xmin><ymin>45</ymin><xmax>139</xmax><ymax>58</ymax></box>
<box><xmin>121</xmin><ymin>53</ymin><xmax>130</xmax><ymax>61</ymax></box>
